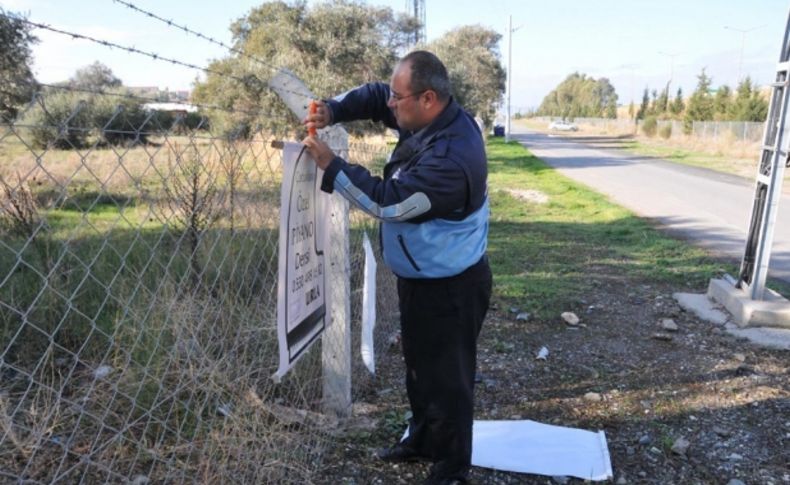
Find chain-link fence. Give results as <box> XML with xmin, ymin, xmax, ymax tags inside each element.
<box><xmin>0</xmin><ymin>73</ymin><xmax>399</xmax><ymax>483</ymax></box>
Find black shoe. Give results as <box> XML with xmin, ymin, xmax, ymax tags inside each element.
<box><xmin>376</xmin><ymin>442</ymin><xmax>428</xmax><ymax>463</ymax></box>
<box><xmin>421</xmin><ymin>478</ymin><xmax>467</xmax><ymax>485</ymax></box>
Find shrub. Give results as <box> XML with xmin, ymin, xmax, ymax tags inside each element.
<box><xmin>22</xmin><ymin>90</ymin><xmax>92</xmax><ymax>149</ymax></box>
<box><xmin>92</xmin><ymin>90</ymin><xmax>150</xmax><ymax>146</ymax></box>
<box><xmin>642</xmin><ymin>116</ymin><xmax>658</xmax><ymax>137</ymax></box>
<box><xmin>659</xmin><ymin>124</ymin><xmax>672</xmax><ymax>139</ymax></box>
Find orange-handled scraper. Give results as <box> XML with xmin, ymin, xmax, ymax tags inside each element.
<box><xmin>308</xmin><ymin>101</ymin><xmax>317</xmax><ymax>137</ymax></box>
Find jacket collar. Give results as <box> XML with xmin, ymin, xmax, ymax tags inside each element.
<box><xmin>395</xmin><ymin>97</ymin><xmax>460</xmax><ymax>157</ymax></box>
<box><xmin>409</xmin><ymin>96</ymin><xmax>460</xmax><ymax>144</ymax></box>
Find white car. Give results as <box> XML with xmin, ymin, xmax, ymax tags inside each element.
<box><xmin>549</xmin><ymin>120</ymin><xmax>578</xmax><ymax>131</ymax></box>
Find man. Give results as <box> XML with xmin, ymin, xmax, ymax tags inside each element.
<box><xmin>302</xmin><ymin>50</ymin><xmax>491</xmax><ymax>485</ymax></box>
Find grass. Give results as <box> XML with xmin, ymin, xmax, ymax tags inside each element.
<box><xmin>485</xmin><ymin>137</ymin><xmax>735</xmax><ymax>318</ymax></box>
<box><xmin>618</xmin><ymin>138</ymin><xmax>761</xmax><ymax>180</ymax></box>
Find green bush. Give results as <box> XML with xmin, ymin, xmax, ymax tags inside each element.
<box><xmin>22</xmin><ymin>90</ymin><xmax>93</xmax><ymax>149</ymax></box>
<box><xmin>642</xmin><ymin>116</ymin><xmax>658</xmax><ymax>137</ymax></box>
<box><xmin>92</xmin><ymin>91</ymin><xmax>151</xmax><ymax>146</ymax></box>
<box><xmin>20</xmin><ymin>88</ymin><xmax>156</xmax><ymax>149</ymax></box>
<box><xmin>659</xmin><ymin>124</ymin><xmax>672</xmax><ymax>139</ymax></box>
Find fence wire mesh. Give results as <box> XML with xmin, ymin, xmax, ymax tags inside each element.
<box><xmin>0</xmin><ymin>85</ymin><xmax>398</xmax><ymax>483</ymax></box>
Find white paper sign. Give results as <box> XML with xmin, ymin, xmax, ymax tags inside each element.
<box><xmin>274</xmin><ymin>142</ymin><xmax>328</xmax><ymax>380</ymax></box>
<box><xmin>361</xmin><ymin>232</ymin><xmax>377</xmax><ymax>375</ymax></box>
<box><xmin>402</xmin><ymin>420</ymin><xmax>613</xmax><ymax>481</ymax></box>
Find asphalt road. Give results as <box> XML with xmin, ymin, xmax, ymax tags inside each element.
<box><xmin>511</xmin><ymin>129</ymin><xmax>790</xmax><ymax>284</ymax></box>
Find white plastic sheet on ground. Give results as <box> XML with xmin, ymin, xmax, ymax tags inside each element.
<box><xmin>472</xmin><ymin>420</ymin><xmax>612</xmax><ymax>480</ymax></box>
<box><xmin>360</xmin><ymin>232</ymin><xmax>376</xmax><ymax>375</ymax></box>
<box><xmin>402</xmin><ymin>419</ymin><xmax>613</xmax><ymax>481</ymax></box>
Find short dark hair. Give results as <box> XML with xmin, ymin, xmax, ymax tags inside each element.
<box><xmin>400</xmin><ymin>50</ymin><xmax>451</xmax><ymax>102</ymax></box>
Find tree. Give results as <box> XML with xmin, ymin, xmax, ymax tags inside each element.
<box><xmin>713</xmin><ymin>85</ymin><xmax>732</xmax><ymax>120</ymax></box>
<box><xmin>537</xmin><ymin>72</ymin><xmax>618</xmax><ymax>119</ymax></box>
<box><xmin>427</xmin><ymin>25</ymin><xmax>506</xmax><ymax>127</ymax></box>
<box><xmin>670</xmin><ymin>87</ymin><xmax>684</xmax><ymax>115</ymax></box>
<box><xmin>0</xmin><ymin>11</ymin><xmax>38</xmax><ymax>121</ymax></box>
<box><xmin>730</xmin><ymin>77</ymin><xmax>768</xmax><ymax>122</ymax></box>
<box><xmin>684</xmin><ymin>68</ymin><xmax>714</xmax><ymax>133</ymax></box>
<box><xmin>657</xmin><ymin>84</ymin><xmax>670</xmax><ymax>114</ymax></box>
<box><xmin>192</xmin><ymin>0</ymin><xmax>420</xmax><ymax>136</ymax></box>
<box><xmin>649</xmin><ymin>89</ymin><xmax>658</xmax><ymax>116</ymax></box>
<box><xmin>636</xmin><ymin>88</ymin><xmax>649</xmax><ymax>120</ymax></box>
<box><xmin>69</xmin><ymin>61</ymin><xmax>122</xmax><ymax>90</ymax></box>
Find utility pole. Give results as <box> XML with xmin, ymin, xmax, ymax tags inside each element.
<box><xmin>408</xmin><ymin>0</ymin><xmax>427</xmax><ymax>45</ymax></box>
<box><xmin>724</xmin><ymin>24</ymin><xmax>766</xmax><ymax>83</ymax></box>
<box><xmin>506</xmin><ymin>15</ymin><xmax>513</xmax><ymax>142</ymax></box>
<box><xmin>505</xmin><ymin>16</ymin><xmax>521</xmax><ymax>142</ymax></box>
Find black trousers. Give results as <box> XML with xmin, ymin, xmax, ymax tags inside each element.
<box><xmin>396</xmin><ymin>256</ymin><xmax>492</xmax><ymax>480</ymax></box>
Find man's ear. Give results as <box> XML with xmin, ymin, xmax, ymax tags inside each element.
<box><xmin>422</xmin><ymin>90</ymin><xmax>437</xmax><ymax>109</ymax></box>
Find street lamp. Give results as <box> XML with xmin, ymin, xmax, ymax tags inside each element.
<box><xmin>724</xmin><ymin>24</ymin><xmax>766</xmax><ymax>83</ymax></box>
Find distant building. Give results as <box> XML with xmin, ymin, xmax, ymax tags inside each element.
<box><xmin>128</xmin><ymin>86</ymin><xmax>192</xmax><ymax>102</ymax></box>
<box><xmin>142</xmin><ymin>102</ymin><xmax>198</xmax><ymax>115</ymax></box>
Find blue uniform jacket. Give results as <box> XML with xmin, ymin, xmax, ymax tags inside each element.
<box><xmin>321</xmin><ymin>82</ymin><xmax>489</xmax><ymax>279</ymax></box>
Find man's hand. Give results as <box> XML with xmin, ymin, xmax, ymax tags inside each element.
<box><xmin>302</xmin><ymin>136</ymin><xmax>335</xmax><ymax>170</ymax></box>
<box><xmin>303</xmin><ymin>100</ymin><xmax>331</xmax><ymax>132</ymax></box>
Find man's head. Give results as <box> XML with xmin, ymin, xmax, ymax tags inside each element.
<box><xmin>387</xmin><ymin>50</ymin><xmax>451</xmax><ymax>132</ymax></box>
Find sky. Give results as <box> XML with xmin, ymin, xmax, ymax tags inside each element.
<box><xmin>2</xmin><ymin>0</ymin><xmax>788</xmax><ymax>111</ymax></box>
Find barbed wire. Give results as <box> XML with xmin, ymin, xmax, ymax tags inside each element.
<box><xmin>1</xmin><ymin>12</ymin><xmax>316</xmax><ymax>104</ymax></box>
<box><xmin>31</xmin><ymin>82</ymin><xmax>284</xmax><ymax>120</ymax></box>
<box><xmin>109</xmin><ymin>0</ymin><xmax>303</xmax><ymax>85</ymax></box>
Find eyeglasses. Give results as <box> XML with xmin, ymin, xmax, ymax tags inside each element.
<box><xmin>389</xmin><ymin>89</ymin><xmax>426</xmax><ymax>102</ymax></box>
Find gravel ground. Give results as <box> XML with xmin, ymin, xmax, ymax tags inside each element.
<box><xmin>317</xmin><ymin>275</ymin><xmax>790</xmax><ymax>485</ymax></box>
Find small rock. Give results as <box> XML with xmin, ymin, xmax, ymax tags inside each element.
<box><xmin>733</xmin><ymin>353</ymin><xmax>746</xmax><ymax>362</ymax></box>
<box><xmin>516</xmin><ymin>312</ymin><xmax>530</xmax><ymax>321</ymax></box>
<box><xmin>536</xmin><ymin>346</ymin><xmax>549</xmax><ymax>360</ymax></box>
<box><xmin>727</xmin><ymin>453</ymin><xmax>743</xmax><ymax>462</ymax></box>
<box><xmin>735</xmin><ymin>364</ymin><xmax>755</xmax><ymax>376</ymax></box>
<box><xmin>671</xmin><ymin>436</ymin><xmax>690</xmax><ymax>456</ymax></box>
<box><xmin>584</xmin><ymin>392</ymin><xmax>602</xmax><ymax>402</ymax></box>
<box><xmin>713</xmin><ymin>426</ymin><xmax>732</xmax><ymax>438</ymax></box>
<box><xmin>649</xmin><ymin>446</ymin><xmax>662</xmax><ymax>454</ymax></box>
<box><xmin>217</xmin><ymin>404</ymin><xmax>232</xmax><ymax>417</ymax></box>
<box><xmin>660</xmin><ymin>318</ymin><xmax>679</xmax><ymax>331</ymax></box>
<box><xmin>638</xmin><ymin>472</ymin><xmax>647</xmax><ymax>478</ymax></box>
<box><xmin>651</xmin><ymin>332</ymin><xmax>673</xmax><ymax>341</ymax></box>
<box><xmin>130</xmin><ymin>476</ymin><xmax>150</xmax><ymax>485</ymax></box>
<box><xmin>509</xmin><ymin>307</ymin><xmax>520</xmax><ymax>314</ymax></box>
<box><xmin>726</xmin><ymin>479</ymin><xmax>746</xmax><ymax>485</ymax></box>
<box><xmin>93</xmin><ymin>365</ymin><xmax>113</xmax><ymax>379</ymax></box>
<box><xmin>616</xmin><ymin>476</ymin><xmax>628</xmax><ymax>485</ymax></box>
<box><xmin>561</xmin><ymin>312</ymin><xmax>580</xmax><ymax>325</ymax></box>
<box><xmin>387</xmin><ymin>332</ymin><xmax>401</xmax><ymax>348</ymax></box>
<box><xmin>638</xmin><ymin>434</ymin><xmax>652</xmax><ymax>445</ymax></box>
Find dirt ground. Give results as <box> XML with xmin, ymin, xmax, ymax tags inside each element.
<box><xmin>318</xmin><ymin>274</ymin><xmax>790</xmax><ymax>484</ymax></box>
